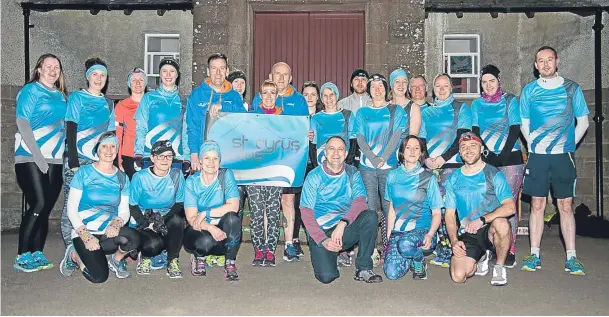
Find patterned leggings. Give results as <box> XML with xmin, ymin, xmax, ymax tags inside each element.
<box><xmin>384</xmin><ymin>229</ymin><xmax>437</xmax><ymax>280</ymax></box>
<box><xmin>245</xmin><ymin>185</ymin><xmax>282</xmax><ymax>252</ymax></box>
<box><xmin>498</xmin><ymin>164</ymin><xmax>525</xmax><ymax>254</ymax></box>
<box><xmin>435</xmin><ymin>167</ymin><xmax>456</xmax><ymax>260</ymax></box>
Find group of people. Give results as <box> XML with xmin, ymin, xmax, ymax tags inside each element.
<box><xmin>13</xmin><ymin>45</ymin><xmax>589</xmax><ymax>286</ymax></box>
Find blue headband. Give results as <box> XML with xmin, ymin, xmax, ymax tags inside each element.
<box><xmin>199</xmin><ymin>140</ymin><xmax>222</xmax><ymax>161</ymax></box>
<box><xmin>320</xmin><ymin>82</ymin><xmax>340</xmax><ymax>101</ymax></box>
<box><xmin>127</xmin><ymin>69</ymin><xmax>147</xmax><ymax>88</ymax></box>
<box><xmin>95</xmin><ymin>134</ymin><xmax>119</xmax><ymax>154</ymax></box>
<box><xmin>389</xmin><ymin>68</ymin><xmax>408</xmax><ymax>89</ymax></box>
<box><xmin>86</xmin><ymin>64</ymin><xmax>108</xmax><ymax>81</ymax></box>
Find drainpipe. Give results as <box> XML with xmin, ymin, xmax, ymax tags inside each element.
<box><xmin>592</xmin><ymin>10</ymin><xmax>604</xmax><ymax>218</ymax></box>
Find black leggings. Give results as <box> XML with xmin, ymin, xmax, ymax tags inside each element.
<box><xmin>138</xmin><ymin>210</ymin><xmax>185</xmax><ymax>261</ymax></box>
<box><xmin>72</xmin><ymin>226</ymin><xmax>140</xmax><ymax>283</ymax></box>
<box><xmin>183</xmin><ymin>212</ymin><xmax>242</xmax><ymax>260</ymax></box>
<box><xmin>15</xmin><ymin>162</ymin><xmax>63</xmax><ymax>254</ymax></box>
<box><xmin>121</xmin><ymin>156</ymin><xmax>137</xmax><ymax>180</ymax></box>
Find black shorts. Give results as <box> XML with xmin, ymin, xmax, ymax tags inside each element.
<box><xmin>458</xmin><ymin>225</ymin><xmax>493</xmax><ymax>261</ymax></box>
<box><xmin>522</xmin><ymin>152</ymin><xmax>577</xmax><ymax>199</ymax></box>
<box><xmin>282</xmin><ymin>186</ymin><xmax>302</xmax><ymax>194</ymax></box>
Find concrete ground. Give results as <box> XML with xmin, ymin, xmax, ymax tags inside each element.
<box><xmin>2</xmin><ymin>229</ymin><xmax>608</xmax><ymax>316</ymax></box>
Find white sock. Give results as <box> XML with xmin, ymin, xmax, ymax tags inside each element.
<box><xmin>285</xmin><ymin>242</ymin><xmax>292</xmax><ymax>249</ymax></box>
<box><xmin>531</xmin><ymin>247</ymin><xmax>540</xmax><ymax>257</ymax></box>
<box><xmin>566</xmin><ymin>249</ymin><xmax>576</xmax><ymax>260</ymax></box>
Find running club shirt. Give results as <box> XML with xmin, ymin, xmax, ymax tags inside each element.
<box><xmin>252</xmin><ymin>85</ymin><xmax>308</xmax><ymax>116</ymax></box>
<box><xmin>129</xmin><ymin>168</ymin><xmax>185</xmax><ymax>216</ymax></box>
<box><xmin>65</xmin><ymin>90</ymin><xmax>116</xmax><ymax>161</ymax></box>
<box><xmin>184</xmin><ymin>170</ymin><xmax>240</xmax><ymax>225</ymax></box>
<box><xmin>300</xmin><ymin>166</ymin><xmax>367</xmax><ymax>229</ymax></box>
<box><xmin>134</xmin><ymin>87</ymin><xmax>189</xmax><ymax>160</ymax></box>
<box><xmin>15</xmin><ymin>82</ymin><xmax>67</xmax><ymax>162</ymax></box>
<box><xmin>520</xmin><ymin>77</ymin><xmax>589</xmax><ymax>154</ymax></box>
<box><xmin>384</xmin><ymin>164</ymin><xmax>444</xmax><ymax>232</ymax></box>
<box><xmin>444</xmin><ymin>164</ymin><xmax>513</xmax><ymax>229</ymax></box>
<box><xmin>310</xmin><ymin>110</ymin><xmax>356</xmax><ymax>164</ymax></box>
<box><xmin>420</xmin><ymin>96</ymin><xmax>472</xmax><ymax>163</ymax></box>
<box><xmin>70</xmin><ymin>164</ymin><xmax>130</xmax><ymax>234</ymax></box>
<box><xmin>471</xmin><ymin>94</ymin><xmax>521</xmax><ymax>154</ymax></box>
<box><xmin>355</xmin><ymin>104</ymin><xmax>407</xmax><ymax>170</ymax></box>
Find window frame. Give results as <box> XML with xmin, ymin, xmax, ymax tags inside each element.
<box><xmin>144</xmin><ymin>33</ymin><xmax>181</xmax><ymax>88</ymax></box>
<box><xmin>442</xmin><ymin>34</ymin><xmax>481</xmax><ymax>98</ymax></box>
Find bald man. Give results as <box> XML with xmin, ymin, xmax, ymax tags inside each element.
<box><xmin>251</xmin><ymin>62</ymin><xmax>308</xmax><ymax>116</ymax></box>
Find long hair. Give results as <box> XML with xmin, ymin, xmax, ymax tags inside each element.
<box><xmin>397</xmin><ymin>135</ymin><xmax>427</xmax><ymax>165</ymax></box>
<box><xmin>301</xmin><ymin>81</ymin><xmax>323</xmax><ymax>113</ymax></box>
<box><xmin>29</xmin><ymin>53</ymin><xmax>66</xmax><ymax>93</ymax></box>
<box><xmin>84</xmin><ymin>57</ymin><xmax>109</xmax><ymax>95</ymax></box>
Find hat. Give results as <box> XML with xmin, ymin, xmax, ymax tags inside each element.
<box><xmin>320</xmin><ymin>82</ymin><xmax>340</xmax><ymax>101</ymax></box>
<box><xmin>349</xmin><ymin>68</ymin><xmax>369</xmax><ymax>93</ymax></box>
<box><xmin>127</xmin><ymin>68</ymin><xmax>147</xmax><ymax>88</ymax></box>
<box><xmin>389</xmin><ymin>68</ymin><xmax>408</xmax><ymax>89</ymax></box>
<box><xmin>227</xmin><ymin>70</ymin><xmax>246</xmax><ymax>84</ymax></box>
<box><xmin>151</xmin><ymin>140</ymin><xmax>175</xmax><ymax>156</ymax></box>
<box><xmin>199</xmin><ymin>140</ymin><xmax>221</xmax><ymax>161</ymax></box>
<box><xmin>159</xmin><ymin>57</ymin><xmax>180</xmax><ymax>73</ymax></box>
<box><xmin>480</xmin><ymin>64</ymin><xmax>500</xmax><ymax>79</ymax></box>
<box><xmin>366</xmin><ymin>73</ymin><xmax>389</xmax><ymax>100</ymax></box>
<box><xmin>459</xmin><ymin>132</ymin><xmax>482</xmax><ymax>145</ymax></box>
<box><xmin>93</xmin><ymin>131</ymin><xmax>118</xmax><ymax>154</ymax></box>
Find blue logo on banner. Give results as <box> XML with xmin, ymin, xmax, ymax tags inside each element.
<box><xmin>207</xmin><ymin>113</ymin><xmax>310</xmax><ymax>187</ymax></box>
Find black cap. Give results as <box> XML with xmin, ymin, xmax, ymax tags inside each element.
<box><xmin>159</xmin><ymin>57</ymin><xmax>180</xmax><ymax>73</ymax></box>
<box><xmin>350</xmin><ymin>68</ymin><xmax>369</xmax><ymax>93</ymax></box>
<box><xmin>151</xmin><ymin>140</ymin><xmax>175</xmax><ymax>156</ymax></box>
<box><xmin>227</xmin><ymin>70</ymin><xmax>246</xmax><ymax>83</ymax></box>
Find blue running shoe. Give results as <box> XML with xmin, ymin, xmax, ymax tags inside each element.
<box><xmin>520</xmin><ymin>254</ymin><xmax>541</xmax><ymax>272</ymax></box>
<box><xmin>283</xmin><ymin>244</ymin><xmax>299</xmax><ymax>262</ymax></box>
<box><xmin>151</xmin><ymin>250</ymin><xmax>167</xmax><ymax>270</ymax></box>
<box><xmin>32</xmin><ymin>251</ymin><xmax>54</xmax><ymax>270</ymax></box>
<box><xmin>60</xmin><ymin>245</ymin><xmax>78</xmax><ymax>277</ymax></box>
<box><xmin>565</xmin><ymin>257</ymin><xmax>585</xmax><ymax>276</ymax></box>
<box><xmin>13</xmin><ymin>252</ymin><xmax>40</xmax><ymax>273</ymax></box>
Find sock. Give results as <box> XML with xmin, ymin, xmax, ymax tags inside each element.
<box><xmin>285</xmin><ymin>242</ymin><xmax>292</xmax><ymax>249</ymax></box>
<box><xmin>531</xmin><ymin>247</ymin><xmax>540</xmax><ymax>257</ymax></box>
<box><xmin>293</xmin><ymin>238</ymin><xmax>299</xmax><ymax>243</ymax></box>
<box><xmin>226</xmin><ymin>259</ymin><xmax>235</xmax><ymax>265</ymax></box>
<box><xmin>566</xmin><ymin>249</ymin><xmax>576</xmax><ymax>260</ymax></box>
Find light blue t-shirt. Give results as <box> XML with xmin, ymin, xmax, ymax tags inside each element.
<box><xmin>355</xmin><ymin>104</ymin><xmax>407</xmax><ymax>170</ymax></box>
<box><xmin>134</xmin><ymin>87</ymin><xmax>189</xmax><ymax>160</ymax></box>
<box><xmin>300</xmin><ymin>165</ymin><xmax>367</xmax><ymax>229</ymax></box>
<box><xmin>65</xmin><ymin>90</ymin><xmax>116</xmax><ymax>161</ymax></box>
<box><xmin>420</xmin><ymin>96</ymin><xmax>472</xmax><ymax>163</ymax></box>
<box><xmin>520</xmin><ymin>78</ymin><xmax>589</xmax><ymax>154</ymax></box>
<box><xmin>129</xmin><ymin>168</ymin><xmax>185</xmax><ymax>216</ymax></box>
<box><xmin>444</xmin><ymin>164</ymin><xmax>513</xmax><ymax>229</ymax></box>
<box><xmin>472</xmin><ymin>94</ymin><xmax>521</xmax><ymax>153</ymax></box>
<box><xmin>310</xmin><ymin>110</ymin><xmax>356</xmax><ymax>164</ymax></box>
<box><xmin>384</xmin><ymin>164</ymin><xmax>444</xmax><ymax>232</ymax></box>
<box><xmin>15</xmin><ymin>82</ymin><xmax>66</xmax><ymax>161</ymax></box>
<box><xmin>70</xmin><ymin>164</ymin><xmax>129</xmax><ymax>234</ymax></box>
<box><xmin>184</xmin><ymin>170</ymin><xmax>240</xmax><ymax>225</ymax></box>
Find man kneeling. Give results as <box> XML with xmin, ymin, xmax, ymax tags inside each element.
<box><xmin>300</xmin><ymin>136</ymin><xmax>383</xmax><ymax>284</ymax></box>
<box><xmin>445</xmin><ymin>132</ymin><xmax>515</xmax><ymax>286</ymax></box>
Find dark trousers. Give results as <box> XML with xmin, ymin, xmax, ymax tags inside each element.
<box><xmin>138</xmin><ymin>210</ymin><xmax>185</xmax><ymax>261</ymax></box>
<box><xmin>307</xmin><ymin>210</ymin><xmax>378</xmax><ymax>284</ymax></box>
<box><xmin>183</xmin><ymin>212</ymin><xmax>242</xmax><ymax>261</ymax></box>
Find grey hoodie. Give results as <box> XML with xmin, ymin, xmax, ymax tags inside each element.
<box><xmin>337</xmin><ymin>92</ymin><xmax>371</xmax><ymax>115</ymax></box>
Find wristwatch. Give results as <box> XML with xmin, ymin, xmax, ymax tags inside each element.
<box><xmin>479</xmin><ymin>216</ymin><xmax>487</xmax><ymax>225</ymax></box>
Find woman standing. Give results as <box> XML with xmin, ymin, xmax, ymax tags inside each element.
<box><xmin>471</xmin><ymin>64</ymin><xmax>524</xmax><ymax>268</ymax></box>
<box><xmin>115</xmin><ymin>68</ymin><xmax>147</xmax><ymax>179</ymax></box>
<box><xmin>61</xmin><ymin>57</ymin><xmax>115</xmax><ymax>248</ymax></box>
<box><xmin>384</xmin><ymin>136</ymin><xmax>443</xmax><ymax>280</ymax></box>
<box><xmin>13</xmin><ymin>54</ymin><xmax>67</xmax><ymax>272</ymax></box>
<box><xmin>389</xmin><ymin>68</ymin><xmax>421</xmax><ymax>136</ymax></box>
<box><xmin>355</xmin><ymin>74</ymin><xmax>407</xmax><ymax>264</ymax></box>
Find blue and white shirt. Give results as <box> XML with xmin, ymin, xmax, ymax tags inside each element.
<box><xmin>184</xmin><ymin>170</ymin><xmax>240</xmax><ymax>225</ymax></box>
<box><xmin>310</xmin><ymin>110</ymin><xmax>356</xmax><ymax>164</ymax></box>
<box><xmin>129</xmin><ymin>168</ymin><xmax>185</xmax><ymax>216</ymax></box>
<box><xmin>471</xmin><ymin>94</ymin><xmax>521</xmax><ymax>154</ymax></box>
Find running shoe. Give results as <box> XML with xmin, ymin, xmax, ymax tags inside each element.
<box><xmin>216</xmin><ymin>255</ymin><xmax>226</xmax><ymax>267</ymax></box>
<box><xmin>520</xmin><ymin>254</ymin><xmax>541</xmax><ymax>272</ymax></box>
<box><xmin>224</xmin><ymin>262</ymin><xmax>239</xmax><ymax>281</ymax></box>
<box><xmin>293</xmin><ymin>239</ymin><xmax>305</xmax><ymax>257</ymax></box>
<box><xmin>283</xmin><ymin>244</ymin><xmax>299</xmax><ymax>262</ymax></box>
<box><xmin>151</xmin><ymin>250</ymin><xmax>167</xmax><ymax>270</ymax></box>
<box><xmin>475</xmin><ymin>250</ymin><xmax>490</xmax><ymax>276</ymax></box>
<box><xmin>31</xmin><ymin>251</ymin><xmax>54</xmax><ymax>270</ymax></box>
<box><xmin>190</xmin><ymin>254</ymin><xmax>206</xmax><ymax>276</ymax></box>
<box><xmin>108</xmin><ymin>256</ymin><xmax>131</xmax><ymax>279</ymax></box>
<box><xmin>59</xmin><ymin>245</ymin><xmax>77</xmax><ymax>277</ymax></box>
<box><xmin>505</xmin><ymin>253</ymin><xmax>517</xmax><ymax>269</ymax></box>
<box><xmin>490</xmin><ymin>265</ymin><xmax>507</xmax><ymax>286</ymax></box>
<box><xmin>166</xmin><ymin>258</ymin><xmax>183</xmax><ymax>279</ymax></box>
<box><xmin>137</xmin><ymin>255</ymin><xmax>152</xmax><ymax>275</ymax></box>
<box><xmin>14</xmin><ymin>252</ymin><xmax>40</xmax><ymax>273</ymax></box>
<box><xmin>252</xmin><ymin>248</ymin><xmax>265</xmax><ymax>266</ymax></box>
<box><xmin>264</xmin><ymin>248</ymin><xmax>276</xmax><ymax>267</ymax></box>
<box><xmin>206</xmin><ymin>255</ymin><xmax>218</xmax><ymax>268</ymax></box>
<box><xmin>565</xmin><ymin>257</ymin><xmax>585</xmax><ymax>276</ymax></box>
<box><xmin>412</xmin><ymin>261</ymin><xmax>428</xmax><ymax>280</ymax></box>
<box><xmin>354</xmin><ymin>269</ymin><xmax>383</xmax><ymax>283</ymax></box>
<box><xmin>337</xmin><ymin>251</ymin><xmax>352</xmax><ymax>267</ymax></box>
<box><xmin>371</xmin><ymin>248</ymin><xmax>381</xmax><ymax>268</ymax></box>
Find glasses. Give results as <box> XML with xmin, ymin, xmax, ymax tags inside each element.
<box><xmin>155</xmin><ymin>154</ymin><xmax>174</xmax><ymax>161</ymax></box>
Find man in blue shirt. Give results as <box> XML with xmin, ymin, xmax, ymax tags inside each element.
<box><xmin>300</xmin><ymin>136</ymin><xmax>382</xmax><ymax>284</ymax></box>
<box><xmin>519</xmin><ymin>46</ymin><xmax>589</xmax><ymax>275</ymax></box>
<box><xmin>445</xmin><ymin>132</ymin><xmax>515</xmax><ymax>286</ymax></box>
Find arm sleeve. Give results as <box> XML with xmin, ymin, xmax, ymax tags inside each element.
<box><xmin>67</xmin><ymin>188</ymin><xmax>85</xmax><ymax>229</ymax></box>
<box><xmin>355</xmin><ymin>111</ymin><xmax>380</xmax><ymax>166</ymax></box>
<box><xmin>66</xmin><ymin>121</ymin><xmax>80</xmax><ymax>168</ymax></box>
<box><xmin>346</xmin><ymin>139</ymin><xmax>358</xmax><ymax>165</ymax></box>
<box><xmin>440</xmin><ymin>128</ymin><xmax>470</xmax><ymax>161</ymax></box>
<box><xmin>575</xmin><ymin>116</ymin><xmax>589</xmax><ymax>145</ymax></box>
<box><xmin>309</xmin><ymin>142</ymin><xmax>318</xmax><ymax>167</ymax></box>
<box><xmin>500</xmin><ymin>96</ymin><xmax>522</xmax><ymax>157</ymax></box>
<box><xmin>133</xmin><ymin>95</ymin><xmax>149</xmax><ymax>156</ymax></box>
<box><xmin>520</xmin><ymin>119</ymin><xmax>531</xmax><ymax>148</ymax></box>
<box><xmin>118</xmin><ymin>194</ymin><xmax>130</xmax><ymax>225</ymax></box>
<box><xmin>129</xmin><ymin>204</ymin><xmax>149</xmax><ymax>227</ymax></box>
<box><xmin>441</xmin><ymin>105</ymin><xmax>472</xmax><ymax>161</ymax></box>
<box><xmin>186</xmin><ymin>93</ymin><xmax>204</xmax><ymax>156</ymax></box>
<box><xmin>16</xmin><ymin>118</ymin><xmax>47</xmax><ymax>169</ymax></box>
<box><xmin>427</xmin><ymin>175</ymin><xmax>444</xmax><ymax>210</ymax></box>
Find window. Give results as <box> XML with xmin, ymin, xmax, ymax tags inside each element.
<box><xmin>144</xmin><ymin>34</ymin><xmax>180</xmax><ymax>89</ymax></box>
<box><xmin>443</xmin><ymin>34</ymin><xmax>480</xmax><ymax>97</ymax></box>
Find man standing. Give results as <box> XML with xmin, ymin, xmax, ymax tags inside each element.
<box><xmin>300</xmin><ymin>136</ymin><xmax>383</xmax><ymax>284</ymax></box>
<box><xmin>338</xmin><ymin>68</ymin><xmax>371</xmax><ymax>115</ymax></box>
<box><xmin>519</xmin><ymin>46</ymin><xmax>589</xmax><ymax>275</ymax></box>
<box><xmin>445</xmin><ymin>132</ymin><xmax>515</xmax><ymax>286</ymax></box>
